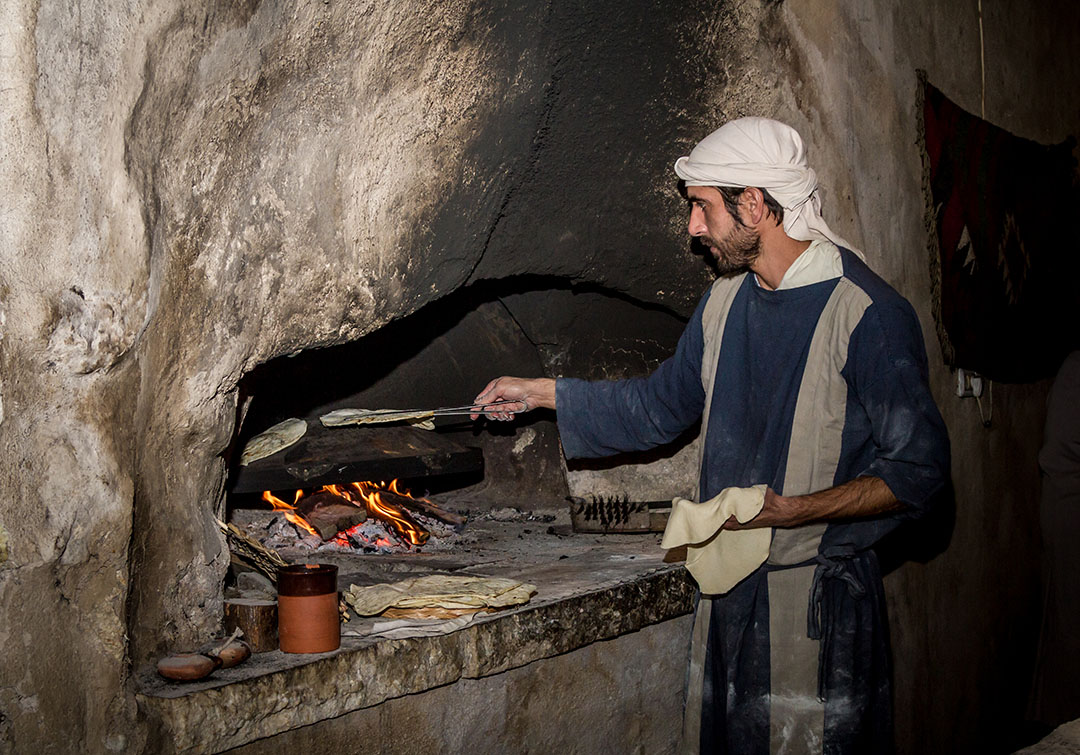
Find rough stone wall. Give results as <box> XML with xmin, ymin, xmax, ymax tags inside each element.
<box><xmin>0</xmin><ymin>0</ymin><xmax>168</xmax><ymax>750</ymax></box>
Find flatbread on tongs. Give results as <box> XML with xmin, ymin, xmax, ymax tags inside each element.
<box><xmin>240</xmin><ymin>418</ymin><xmax>308</xmax><ymax>466</ymax></box>
<box><xmin>320</xmin><ymin>408</ymin><xmax>436</xmax><ymax>430</ymax></box>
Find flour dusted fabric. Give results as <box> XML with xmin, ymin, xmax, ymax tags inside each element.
<box><xmin>556</xmin><ymin>245</ymin><xmax>950</xmax><ymax>753</ymax></box>
<box><xmin>661</xmin><ymin>484</ymin><xmax>770</xmax><ymax>594</ymax></box>
<box><xmin>674</xmin><ymin>117</ymin><xmax>863</xmax><ymax>259</ymax></box>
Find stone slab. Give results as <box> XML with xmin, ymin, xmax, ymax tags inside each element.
<box><xmin>137</xmin><ymin>538</ymin><xmax>694</xmax><ymax>753</ymax></box>
<box><xmin>223</xmin><ymin>614</ymin><xmax>695</xmax><ymax>755</ymax></box>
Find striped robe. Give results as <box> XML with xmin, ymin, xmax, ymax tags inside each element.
<box><xmin>556</xmin><ymin>249</ymin><xmax>949</xmax><ymax>754</ymax></box>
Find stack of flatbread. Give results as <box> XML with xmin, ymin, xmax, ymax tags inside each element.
<box><xmin>343</xmin><ymin>575</ymin><xmax>536</xmax><ymax>618</ymax></box>
<box><xmin>320</xmin><ymin>408</ymin><xmax>436</xmax><ymax>431</ymax></box>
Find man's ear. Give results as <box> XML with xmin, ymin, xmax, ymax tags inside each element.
<box><xmin>740</xmin><ymin>187</ymin><xmax>766</xmax><ymax>226</ymax></box>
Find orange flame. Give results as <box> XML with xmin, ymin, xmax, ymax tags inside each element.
<box><xmin>262</xmin><ymin>489</ymin><xmax>319</xmax><ymax>538</ymax></box>
<box><xmin>261</xmin><ymin>479</ymin><xmax>430</xmax><ymax>547</ymax></box>
<box><xmin>345</xmin><ymin>481</ymin><xmax>429</xmax><ymax>547</ymax></box>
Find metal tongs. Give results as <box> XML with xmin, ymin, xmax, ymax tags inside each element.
<box><xmin>345</xmin><ymin>400</ymin><xmax>527</xmax><ymax>418</ymax></box>
<box><xmin>431</xmin><ymin>399</ymin><xmax>528</xmax><ymax>417</ymax></box>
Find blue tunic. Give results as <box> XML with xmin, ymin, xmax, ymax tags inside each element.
<box><xmin>556</xmin><ymin>249</ymin><xmax>949</xmax><ymax>753</ymax></box>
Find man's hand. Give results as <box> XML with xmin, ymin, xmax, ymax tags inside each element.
<box><xmin>470</xmin><ymin>377</ymin><xmax>557</xmax><ymax>421</ymax></box>
<box><xmin>722</xmin><ymin>476</ymin><xmax>902</xmax><ymax>530</ymax></box>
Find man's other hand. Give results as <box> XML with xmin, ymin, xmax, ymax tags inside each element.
<box><xmin>722</xmin><ymin>477</ymin><xmax>901</xmax><ymax>529</ymax></box>
<box><xmin>470</xmin><ymin>377</ymin><xmax>557</xmax><ymax>421</ymax></box>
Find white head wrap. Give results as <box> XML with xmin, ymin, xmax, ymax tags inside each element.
<box><xmin>674</xmin><ymin>117</ymin><xmax>863</xmax><ymax>259</ymax></box>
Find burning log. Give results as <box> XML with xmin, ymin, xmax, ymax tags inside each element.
<box><xmin>319</xmin><ymin>482</ymin><xmax>430</xmax><ymax>546</ymax></box>
<box><xmin>296</xmin><ymin>491</ymin><xmax>368</xmax><ymax>540</ymax></box>
<box><xmin>261</xmin><ymin>480</ymin><xmax>459</xmax><ymax>547</ymax></box>
<box><xmin>364</xmin><ymin>492</ymin><xmax>429</xmax><ymax>546</ymax></box>
<box><xmin>306</xmin><ymin>503</ymin><xmax>368</xmax><ymax>540</ymax></box>
<box><xmin>376</xmin><ymin>490</ymin><xmax>466</xmax><ymax>528</ymax></box>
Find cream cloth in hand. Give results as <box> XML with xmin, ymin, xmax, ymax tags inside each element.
<box><xmin>661</xmin><ymin>484</ymin><xmax>771</xmax><ymax>594</ymax></box>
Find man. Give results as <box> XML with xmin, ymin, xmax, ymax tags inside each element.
<box><xmin>473</xmin><ymin>117</ymin><xmax>949</xmax><ymax>754</ymax></box>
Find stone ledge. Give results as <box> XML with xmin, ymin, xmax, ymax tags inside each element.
<box><xmin>137</xmin><ymin>560</ymin><xmax>695</xmax><ymax>753</ymax></box>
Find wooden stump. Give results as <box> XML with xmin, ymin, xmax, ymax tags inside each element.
<box><xmin>224</xmin><ymin>598</ymin><xmax>278</xmax><ymax>653</ymax></box>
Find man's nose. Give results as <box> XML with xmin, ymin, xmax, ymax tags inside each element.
<box><xmin>688</xmin><ymin>206</ymin><xmax>706</xmax><ymax>237</ymax></box>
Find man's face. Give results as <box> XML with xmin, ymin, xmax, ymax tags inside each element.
<box><xmin>686</xmin><ymin>185</ymin><xmax>760</xmax><ymax>275</ymax></box>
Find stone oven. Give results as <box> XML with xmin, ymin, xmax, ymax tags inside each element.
<box><xmin>135</xmin><ymin>272</ymin><xmax>707</xmax><ymax>750</ymax></box>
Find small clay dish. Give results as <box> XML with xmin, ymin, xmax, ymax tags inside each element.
<box><xmin>156</xmin><ymin>652</ymin><xmax>222</xmax><ymax>681</ymax></box>
<box><xmin>199</xmin><ymin>639</ymin><xmax>252</xmax><ymax>669</ymax></box>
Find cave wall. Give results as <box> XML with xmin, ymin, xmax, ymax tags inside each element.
<box><xmin>1</xmin><ymin>1</ymin><xmax>167</xmax><ymax>750</ymax></box>
<box><xmin>1</xmin><ymin>0</ymin><xmax>1076</xmax><ymax>752</ymax></box>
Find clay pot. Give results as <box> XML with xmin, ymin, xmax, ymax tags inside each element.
<box><xmin>156</xmin><ymin>653</ymin><xmax>221</xmax><ymax>681</ymax></box>
<box><xmin>214</xmin><ymin>639</ymin><xmax>252</xmax><ymax>668</ymax></box>
<box><xmin>277</xmin><ymin>563</ymin><xmax>340</xmax><ymax>654</ymax></box>
<box><xmin>197</xmin><ymin>638</ymin><xmax>252</xmax><ymax>668</ymax></box>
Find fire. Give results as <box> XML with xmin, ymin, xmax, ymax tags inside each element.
<box><xmin>263</xmin><ymin>480</ymin><xmax>431</xmax><ymax>547</ymax></box>
<box><xmin>262</xmin><ymin>489</ymin><xmax>319</xmax><ymax>538</ymax></box>
<box><xmin>348</xmin><ymin>482</ymin><xmax>429</xmax><ymax>547</ymax></box>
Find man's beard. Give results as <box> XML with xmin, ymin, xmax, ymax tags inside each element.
<box><xmin>704</xmin><ymin>224</ymin><xmax>761</xmax><ymax>275</ymax></box>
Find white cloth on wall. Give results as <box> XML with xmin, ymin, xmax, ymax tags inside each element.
<box><xmin>661</xmin><ymin>484</ymin><xmax>771</xmax><ymax>594</ymax></box>
<box><xmin>674</xmin><ymin>117</ymin><xmax>864</xmax><ymax>260</ymax></box>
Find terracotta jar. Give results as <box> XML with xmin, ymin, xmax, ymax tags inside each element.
<box><xmin>277</xmin><ymin>564</ymin><xmax>340</xmax><ymax>654</ymax></box>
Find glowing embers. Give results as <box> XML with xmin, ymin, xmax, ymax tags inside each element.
<box><xmin>260</xmin><ymin>480</ymin><xmax>463</xmax><ymax>554</ymax></box>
